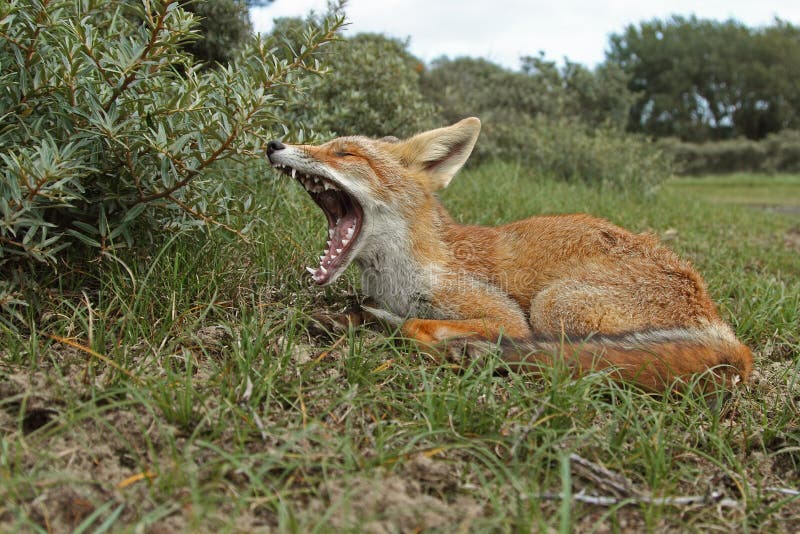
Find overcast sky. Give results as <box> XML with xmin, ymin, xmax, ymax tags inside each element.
<box><xmin>251</xmin><ymin>0</ymin><xmax>800</xmax><ymax>70</ymax></box>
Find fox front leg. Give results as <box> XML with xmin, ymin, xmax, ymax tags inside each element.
<box><xmin>399</xmin><ymin>317</ymin><xmax>531</xmax><ymax>367</ymax></box>
<box><xmin>365</xmin><ymin>280</ymin><xmax>532</xmax><ymax>361</ymax></box>
<box><xmin>400</xmin><ymin>317</ymin><xmax>530</xmax><ymax>343</ymax></box>
<box><xmin>400</xmin><ymin>280</ymin><xmax>533</xmax><ymax>344</ymax></box>
<box><xmin>400</xmin><ymin>292</ymin><xmax>533</xmax><ymax>361</ymax></box>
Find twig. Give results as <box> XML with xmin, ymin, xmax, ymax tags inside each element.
<box><xmin>765</xmin><ymin>486</ymin><xmax>800</xmax><ymax>497</ymax></box>
<box><xmin>166</xmin><ymin>194</ymin><xmax>251</xmax><ymax>242</ymax></box>
<box><xmin>542</xmin><ymin>452</ymin><xmax>743</xmax><ymax>509</ymax></box>
<box><xmin>531</xmin><ymin>489</ymin><xmax>741</xmax><ymax>509</ymax></box>
<box><xmin>509</xmin><ymin>403</ymin><xmax>547</xmax><ymax>458</ymax></box>
<box><xmin>569</xmin><ymin>452</ymin><xmax>635</xmax><ymax>498</ymax></box>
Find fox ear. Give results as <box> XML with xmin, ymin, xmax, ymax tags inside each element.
<box><xmin>398</xmin><ymin>117</ymin><xmax>481</xmax><ymax>190</ymax></box>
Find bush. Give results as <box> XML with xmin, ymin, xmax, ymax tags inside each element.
<box><xmin>0</xmin><ymin>0</ymin><xmax>343</xmax><ymax>321</ymax></box>
<box><xmin>525</xmin><ymin>118</ymin><xmax>672</xmax><ymax>195</ymax></box>
<box><xmin>180</xmin><ymin>0</ymin><xmax>252</xmax><ymax>64</ymax></box>
<box><xmin>764</xmin><ymin>130</ymin><xmax>800</xmax><ymax>172</ymax></box>
<box><xmin>420</xmin><ymin>56</ymin><xmax>643</xmax><ymax>178</ymax></box>
<box><xmin>660</xmin><ymin>130</ymin><xmax>800</xmax><ymax>175</ymax></box>
<box><xmin>303</xmin><ymin>33</ymin><xmax>438</xmax><ymax>138</ymax></box>
<box><xmin>421</xmin><ymin>57</ymin><xmax>558</xmax><ymax>163</ymax></box>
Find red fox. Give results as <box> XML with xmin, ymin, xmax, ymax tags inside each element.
<box><xmin>266</xmin><ymin>118</ymin><xmax>753</xmax><ymax>391</ymax></box>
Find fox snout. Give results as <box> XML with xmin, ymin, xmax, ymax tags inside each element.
<box><xmin>266</xmin><ymin>140</ymin><xmax>286</xmax><ymax>160</ymax></box>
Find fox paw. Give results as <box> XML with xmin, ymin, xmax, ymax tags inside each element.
<box><xmin>443</xmin><ymin>338</ymin><xmax>502</xmax><ymax>367</ymax></box>
<box><xmin>308</xmin><ymin>306</ymin><xmax>366</xmax><ymax>340</ymax></box>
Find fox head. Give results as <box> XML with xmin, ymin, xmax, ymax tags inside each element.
<box><xmin>267</xmin><ymin>118</ymin><xmax>481</xmax><ymax>285</ymax></box>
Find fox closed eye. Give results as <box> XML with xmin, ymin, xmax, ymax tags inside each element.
<box><xmin>335</xmin><ymin>151</ymin><xmax>356</xmax><ymax>158</ymax></box>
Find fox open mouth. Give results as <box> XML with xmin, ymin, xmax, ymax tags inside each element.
<box><xmin>273</xmin><ymin>165</ymin><xmax>363</xmax><ymax>285</ymax></box>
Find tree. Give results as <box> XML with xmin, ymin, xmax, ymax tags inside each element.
<box><xmin>274</xmin><ymin>30</ymin><xmax>438</xmax><ymax>138</ymax></box>
<box><xmin>421</xmin><ymin>55</ymin><xmax>635</xmax><ymax>163</ymax></box>
<box><xmin>181</xmin><ymin>0</ymin><xmax>253</xmax><ymax>64</ymax></box>
<box><xmin>179</xmin><ymin>0</ymin><xmax>276</xmax><ymax>65</ymax></box>
<box><xmin>607</xmin><ymin>16</ymin><xmax>800</xmax><ymax>141</ymax></box>
<box><xmin>520</xmin><ymin>54</ymin><xmax>633</xmax><ymax>130</ymax></box>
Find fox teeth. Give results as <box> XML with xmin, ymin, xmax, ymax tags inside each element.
<box><xmin>319</xmin><ymin>265</ymin><xmax>327</xmax><ymax>274</ymax></box>
<box><xmin>336</xmin><ymin>248</ymin><xmax>342</xmax><ymax>254</ymax></box>
<box><xmin>342</xmin><ymin>238</ymin><xmax>350</xmax><ymax>246</ymax></box>
<box><xmin>306</xmin><ymin>266</ymin><xmax>317</xmax><ymax>275</ymax></box>
<box><xmin>291</xmin><ymin>168</ymin><xmax>296</xmax><ymax>178</ymax></box>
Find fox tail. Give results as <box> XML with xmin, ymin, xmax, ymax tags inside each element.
<box><xmin>457</xmin><ymin>324</ymin><xmax>753</xmax><ymax>392</ymax></box>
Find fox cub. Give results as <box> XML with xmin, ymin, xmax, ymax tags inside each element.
<box><xmin>267</xmin><ymin>118</ymin><xmax>753</xmax><ymax>391</ymax></box>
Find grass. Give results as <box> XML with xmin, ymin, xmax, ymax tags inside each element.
<box><xmin>667</xmin><ymin>173</ymin><xmax>800</xmax><ymax>208</ymax></box>
<box><xmin>1</xmin><ymin>164</ymin><xmax>799</xmax><ymax>532</ymax></box>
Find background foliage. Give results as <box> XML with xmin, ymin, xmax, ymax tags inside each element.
<box><xmin>608</xmin><ymin>16</ymin><xmax>800</xmax><ymax>142</ymax></box>
<box><xmin>302</xmin><ymin>33</ymin><xmax>438</xmax><ymax>138</ymax></box>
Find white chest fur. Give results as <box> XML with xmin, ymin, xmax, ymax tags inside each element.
<box><xmin>354</xmin><ymin>212</ymin><xmax>436</xmax><ymax>319</ymax></box>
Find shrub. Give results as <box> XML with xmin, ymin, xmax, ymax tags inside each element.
<box><xmin>525</xmin><ymin>118</ymin><xmax>672</xmax><ymax>195</ymax></box>
<box><xmin>421</xmin><ymin>57</ymin><xmax>557</xmax><ymax>163</ymax></box>
<box><xmin>764</xmin><ymin>130</ymin><xmax>800</xmax><ymax>172</ymax></box>
<box><xmin>660</xmin><ymin>131</ymin><xmax>800</xmax><ymax>175</ymax></box>
<box><xmin>0</xmin><ymin>0</ymin><xmax>343</xmax><ymax>321</ymax></box>
<box><xmin>304</xmin><ymin>33</ymin><xmax>438</xmax><ymax>138</ymax></box>
<box><xmin>420</xmin><ymin>56</ymin><xmax>643</xmax><ymax>178</ymax></box>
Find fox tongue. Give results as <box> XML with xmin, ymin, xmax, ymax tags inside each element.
<box><xmin>319</xmin><ymin>191</ymin><xmax>344</xmax><ymax>221</ymax></box>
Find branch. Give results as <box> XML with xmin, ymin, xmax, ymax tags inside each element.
<box><xmin>569</xmin><ymin>452</ymin><xmax>635</xmax><ymax>498</ymax></box>
<box><xmin>130</xmin><ymin>10</ymin><xmax>343</xmax><ymax>207</ymax></box>
<box><xmin>166</xmin><ymin>194</ymin><xmax>250</xmax><ymax>242</ymax></box>
<box><xmin>24</xmin><ymin>0</ymin><xmax>51</xmax><ymax>67</ymax></box>
<box><xmin>532</xmin><ymin>489</ymin><xmax>741</xmax><ymax>509</ymax></box>
<box><xmin>134</xmin><ymin>126</ymin><xmax>238</xmax><ymax>204</ymax></box>
<box><xmin>526</xmin><ymin>453</ymin><xmax>744</xmax><ymax>510</ymax></box>
<box><xmin>102</xmin><ymin>0</ymin><xmax>179</xmax><ymax>112</ymax></box>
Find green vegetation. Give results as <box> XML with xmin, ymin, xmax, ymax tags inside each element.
<box><xmin>660</xmin><ymin>130</ymin><xmax>800</xmax><ymax>175</ymax></box>
<box><xmin>667</xmin><ymin>174</ymin><xmax>800</xmax><ymax>207</ymax></box>
<box><xmin>608</xmin><ymin>16</ymin><xmax>800</xmax><ymax>141</ymax></box>
<box><xmin>0</xmin><ymin>0</ymin><xmax>342</xmax><ymax>319</ymax></box>
<box><xmin>1</xmin><ymin>162</ymin><xmax>798</xmax><ymax>531</ymax></box>
<box><xmin>1</xmin><ymin>1</ymin><xmax>799</xmax><ymax>531</ymax></box>
<box><xmin>301</xmin><ymin>33</ymin><xmax>439</xmax><ymax>138</ymax></box>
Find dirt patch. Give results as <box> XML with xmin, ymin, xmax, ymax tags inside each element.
<box><xmin>303</xmin><ymin>461</ymin><xmax>484</xmax><ymax>533</ymax></box>
<box><xmin>746</xmin><ymin>204</ymin><xmax>800</xmax><ymax>215</ymax></box>
<box><xmin>785</xmin><ymin>226</ymin><xmax>800</xmax><ymax>252</ymax></box>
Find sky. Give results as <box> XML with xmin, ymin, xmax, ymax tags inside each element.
<box><xmin>251</xmin><ymin>0</ymin><xmax>800</xmax><ymax>70</ymax></box>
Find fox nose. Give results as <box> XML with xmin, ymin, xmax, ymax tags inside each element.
<box><xmin>266</xmin><ymin>140</ymin><xmax>286</xmax><ymax>158</ymax></box>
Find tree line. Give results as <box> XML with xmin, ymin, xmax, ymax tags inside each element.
<box><xmin>186</xmin><ymin>0</ymin><xmax>800</xmax><ymax>146</ymax></box>
<box><xmin>609</xmin><ymin>16</ymin><xmax>800</xmax><ymax>142</ymax></box>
